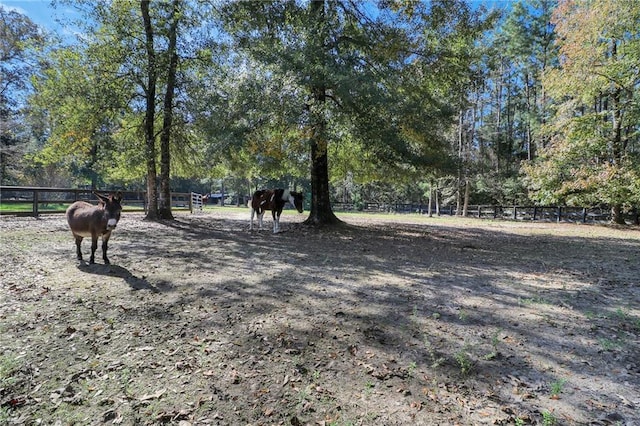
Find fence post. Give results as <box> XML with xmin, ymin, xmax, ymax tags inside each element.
<box><xmin>513</xmin><ymin>206</ymin><xmax>517</xmax><ymax>220</ymax></box>
<box><xmin>557</xmin><ymin>206</ymin><xmax>562</xmax><ymax>222</ymax></box>
<box><xmin>582</xmin><ymin>208</ymin><xmax>587</xmax><ymax>223</ymax></box>
<box><xmin>478</xmin><ymin>206</ymin><xmax>482</xmax><ymax>218</ymax></box>
<box><xmin>33</xmin><ymin>190</ymin><xmax>39</xmax><ymax>217</ymax></box>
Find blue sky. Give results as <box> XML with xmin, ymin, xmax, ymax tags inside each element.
<box><xmin>2</xmin><ymin>0</ymin><xmax>512</xmax><ymax>42</ymax></box>
<box><xmin>1</xmin><ymin>0</ymin><xmax>59</xmax><ymax>26</ymax></box>
<box><xmin>3</xmin><ymin>0</ymin><xmax>513</xmax><ymax>28</ymax></box>
<box><xmin>0</xmin><ymin>0</ymin><xmax>80</xmax><ymax>40</ymax></box>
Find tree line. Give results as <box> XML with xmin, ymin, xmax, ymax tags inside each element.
<box><xmin>1</xmin><ymin>0</ymin><xmax>638</xmax><ymax>224</ymax></box>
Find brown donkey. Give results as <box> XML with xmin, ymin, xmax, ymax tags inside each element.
<box><xmin>66</xmin><ymin>192</ymin><xmax>122</xmax><ymax>264</ymax></box>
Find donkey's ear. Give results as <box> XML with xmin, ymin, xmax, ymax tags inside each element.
<box><xmin>93</xmin><ymin>191</ymin><xmax>108</xmax><ymax>202</ymax></box>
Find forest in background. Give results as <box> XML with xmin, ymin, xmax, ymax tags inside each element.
<box><xmin>1</xmin><ymin>0</ymin><xmax>639</xmax><ymax>223</ymax></box>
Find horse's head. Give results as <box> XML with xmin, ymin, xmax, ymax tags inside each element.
<box><xmin>94</xmin><ymin>191</ymin><xmax>123</xmax><ymax>230</ymax></box>
<box><xmin>290</xmin><ymin>191</ymin><xmax>304</xmax><ymax>213</ymax></box>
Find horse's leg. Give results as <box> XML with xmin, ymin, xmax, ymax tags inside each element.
<box><xmin>258</xmin><ymin>211</ymin><xmax>264</xmax><ymax>230</ymax></box>
<box><xmin>74</xmin><ymin>235</ymin><xmax>83</xmax><ymax>261</ymax></box>
<box><xmin>89</xmin><ymin>234</ymin><xmax>98</xmax><ymax>264</ymax></box>
<box><xmin>250</xmin><ymin>208</ymin><xmax>255</xmax><ymax>230</ymax></box>
<box><xmin>273</xmin><ymin>209</ymin><xmax>279</xmax><ymax>233</ymax></box>
<box><xmin>102</xmin><ymin>231</ymin><xmax>112</xmax><ymax>264</ymax></box>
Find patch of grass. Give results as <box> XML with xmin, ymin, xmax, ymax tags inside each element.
<box><xmin>458</xmin><ymin>309</ymin><xmax>468</xmax><ymax>321</ymax></box>
<box><xmin>0</xmin><ymin>202</ymin><xmax>70</xmax><ymax>213</ymax></box>
<box><xmin>364</xmin><ymin>380</ymin><xmax>375</xmax><ymax>395</ymax></box>
<box><xmin>296</xmin><ymin>384</ymin><xmax>312</xmax><ymax>410</ymax></box>
<box><xmin>613</xmin><ymin>307</ymin><xmax>628</xmax><ymax>320</ymax></box>
<box><xmin>407</xmin><ymin>361</ymin><xmax>417</xmax><ymax>377</ymax></box>
<box><xmin>454</xmin><ymin>345</ymin><xmax>473</xmax><ymax>375</ymax></box>
<box><xmin>599</xmin><ymin>338</ymin><xmax>622</xmax><ymax>351</ymax></box>
<box><xmin>549</xmin><ymin>378</ymin><xmax>567</xmax><ymax>398</ymax></box>
<box><xmin>518</xmin><ymin>295</ymin><xmax>551</xmax><ymax>306</ymax></box>
<box><xmin>0</xmin><ymin>407</ymin><xmax>9</xmax><ymax>424</ymax></box>
<box><xmin>423</xmin><ymin>338</ymin><xmax>445</xmax><ymax>368</ymax></box>
<box><xmin>328</xmin><ymin>420</ymin><xmax>356</xmax><ymax>426</ymax></box>
<box><xmin>541</xmin><ymin>410</ymin><xmax>558</xmax><ymax>425</ymax></box>
<box><xmin>484</xmin><ymin>328</ymin><xmax>502</xmax><ymax>360</ymax></box>
<box><xmin>0</xmin><ymin>355</ymin><xmax>21</xmax><ymax>388</ymax></box>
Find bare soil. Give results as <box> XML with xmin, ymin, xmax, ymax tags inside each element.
<box><xmin>1</xmin><ymin>209</ymin><xmax>639</xmax><ymax>426</ymax></box>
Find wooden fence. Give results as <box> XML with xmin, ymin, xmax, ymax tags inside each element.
<box><xmin>331</xmin><ymin>202</ymin><xmax>638</xmax><ymax>224</ymax></box>
<box><xmin>2</xmin><ymin>186</ymin><xmax>636</xmax><ymax>224</ymax></box>
<box><xmin>0</xmin><ymin>186</ymin><xmax>193</xmax><ymax>216</ymax></box>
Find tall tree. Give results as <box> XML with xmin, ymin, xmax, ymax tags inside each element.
<box><xmin>465</xmin><ymin>1</ymin><xmax>556</xmax><ymax>206</ymax></box>
<box><xmin>0</xmin><ymin>6</ymin><xmax>45</xmax><ymax>184</ymax></box>
<box><xmin>156</xmin><ymin>0</ymin><xmax>180</xmax><ymax>219</ymax></box>
<box><xmin>219</xmin><ymin>0</ymin><xmax>490</xmax><ymax>226</ymax></box>
<box><xmin>30</xmin><ymin>0</ymin><xmax>213</xmax><ymax>219</ymax></box>
<box><xmin>141</xmin><ymin>0</ymin><xmax>160</xmax><ymax>218</ymax></box>
<box><xmin>305</xmin><ymin>0</ymin><xmax>337</xmax><ymax>225</ymax></box>
<box><xmin>524</xmin><ymin>0</ymin><xmax>640</xmax><ymax>223</ymax></box>
<box><xmin>501</xmin><ymin>0</ymin><xmax>556</xmax><ymax>161</ymax></box>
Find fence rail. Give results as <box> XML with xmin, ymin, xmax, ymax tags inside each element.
<box><xmin>2</xmin><ymin>187</ymin><xmax>637</xmax><ymax>224</ymax></box>
<box><xmin>331</xmin><ymin>202</ymin><xmax>638</xmax><ymax>224</ymax></box>
<box><xmin>0</xmin><ymin>186</ymin><xmax>192</xmax><ymax>216</ymax></box>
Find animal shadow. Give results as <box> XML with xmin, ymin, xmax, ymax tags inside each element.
<box><xmin>77</xmin><ymin>263</ymin><xmax>161</xmax><ymax>292</ymax></box>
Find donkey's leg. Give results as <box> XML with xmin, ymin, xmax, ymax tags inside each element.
<box><xmin>74</xmin><ymin>235</ymin><xmax>84</xmax><ymax>261</ymax></box>
<box><xmin>250</xmin><ymin>208</ymin><xmax>255</xmax><ymax>230</ymax></box>
<box><xmin>89</xmin><ymin>234</ymin><xmax>98</xmax><ymax>264</ymax></box>
<box><xmin>102</xmin><ymin>231</ymin><xmax>112</xmax><ymax>264</ymax></box>
<box><xmin>258</xmin><ymin>212</ymin><xmax>264</xmax><ymax>230</ymax></box>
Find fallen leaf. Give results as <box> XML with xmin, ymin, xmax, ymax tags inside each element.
<box><xmin>136</xmin><ymin>346</ymin><xmax>155</xmax><ymax>351</ymax></box>
<box><xmin>139</xmin><ymin>388</ymin><xmax>166</xmax><ymax>401</ymax></box>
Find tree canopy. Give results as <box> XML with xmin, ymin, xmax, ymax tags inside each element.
<box><xmin>523</xmin><ymin>0</ymin><xmax>640</xmax><ymax>223</ymax></box>
<box><xmin>2</xmin><ymin>0</ymin><xmax>639</xmax><ymax>224</ymax></box>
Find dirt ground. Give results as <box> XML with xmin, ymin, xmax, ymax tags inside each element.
<box><xmin>1</xmin><ymin>208</ymin><xmax>639</xmax><ymax>426</ymax></box>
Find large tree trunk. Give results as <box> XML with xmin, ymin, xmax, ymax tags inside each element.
<box><xmin>462</xmin><ymin>179</ymin><xmax>470</xmax><ymax>217</ymax></box>
<box><xmin>141</xmin><ymin>0</ymin><xmax>158</xmax><ymax>220</ymax></box>
<box><xmin>611</xmin><ymin>204</ymin><xmax>625</xmax><ymax>225</ymax></box>
<box><xmin>306</xmin><ymin>121</ymin><xmax>339</xmax><ymax>225</ymax></box>
<box><xmin>303</xmin><ymin>0</ymin><xmax>340</xmax><ymax>227</ymax></box>
<box><xmin>456</xmin><ymin>110</ymin><xmax>463</xmax><ymax>216</ymax></box>
<box><xmin>157</xmin><ymin>0</ymin><xmax>180</xmax><ymax>220</ymax></box>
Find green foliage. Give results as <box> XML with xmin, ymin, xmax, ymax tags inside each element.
<box><xmin>215</xmin><ymin>0</ymin><xmax>492</xmax><ymax>215</ymax></box>
<box><xmin>524</xmin><ymin>0</ymin><xmax>640</xmax><ymax>215</ymax></box>
<box><xmin>8</xmin><ymin>0</ymin><xmax>638</xmax><ymax>219</ymax></box>
<box><xmin>0</xmin><ymin>6</ymin><xmax>46</xmax><ymax>184</ymax></box>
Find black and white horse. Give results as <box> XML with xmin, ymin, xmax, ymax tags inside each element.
<box><xmin>249</xmin><ymin>189</ymin><xmax>304</xmax><ymax>233</ymax></box>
